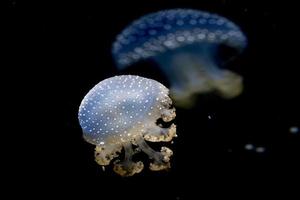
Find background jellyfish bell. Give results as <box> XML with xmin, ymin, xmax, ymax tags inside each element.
<box><xmin>112</xmin><ymin>9</ymin><xmax>248</xmax><ymax>107</ymax></box>
<box><xmin>78</xmin><ymin>75</ymin><xmax>177</xmax><ymax>176</ymax></box>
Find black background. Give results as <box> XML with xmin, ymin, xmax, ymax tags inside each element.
<box><xmin>6</xmin><ymin>0</ymin><xmax>300</xmax><ymax>198</ymax></box>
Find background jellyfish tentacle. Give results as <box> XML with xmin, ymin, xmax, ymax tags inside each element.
<box><xmin>78</xmin><ymin>75</ymin><xmax>177</xmax><ymax>176</ymax></box>
<box><xmin>112</xmin><ymin>9</ymin><xmax>248</xmax><ymax>107</ymax></box>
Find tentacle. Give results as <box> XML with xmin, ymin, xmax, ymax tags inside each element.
<box><xmin>135</xmin><ymin>136</ymin><xmax>173</xmax><ymax>171</ymax></box>
<box><xmin>150</xmin><ymin>147</ymin><xmax>173</xmax><ymax>171</ymax></box>
<box><xmin>161</xmin><ymin>107</ymin><xmax>176</xmax><ymax>122</ymax></box>
<box><xmin>94</xmin><ymin>143</ymin><xmax>122</xmax><ymax>166</ymax></box>
<box><xmin>212</xmin><ymin>69</ymin><xmax>243</xmax><ymax>98</ymax></box>
<box><xmin>113</xmin><ymin>142</ymin><xmax>144</xmax><ymax>176</ymax></box>
<box><xmin>144</xmin><ymin>123</ymin><xmax>177</xmax><ymax>142</ymax></box>
<box><xmin>144</xmin><ymin>97</ymin><xmax>176</xmax><ymax>142</ymax></box>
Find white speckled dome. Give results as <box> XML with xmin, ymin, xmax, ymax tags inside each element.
<box><xmin>78</xmin><ymin>75</ymin><xmax>171</xmax><ymax>145</ymax></box>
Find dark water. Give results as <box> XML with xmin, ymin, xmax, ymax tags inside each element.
<box><xmin>6</xmin><ymin>0</ymin><xmax>299</xmax><ymax>198</ymax></box>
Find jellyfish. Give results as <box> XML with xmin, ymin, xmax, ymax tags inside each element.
<box><xmin>112</xmin><ymin>9</ymin><xmax>247</xmax><ymax>107</ymax></box>
<box><xmin>78</xmin><ymin>75</ymin><xmax>176</xmax><ymax>176</ymax></box>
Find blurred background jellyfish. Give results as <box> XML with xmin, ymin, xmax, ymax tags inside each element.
<box><xmin>112</xmin><ymin>9</ymin><xmax>247</xmax><ymax>107</ymax></box>
<box><xmin>78</xmin><ymin>75</ymin><xmax>176</xmax><ymax>176</ymax></box>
